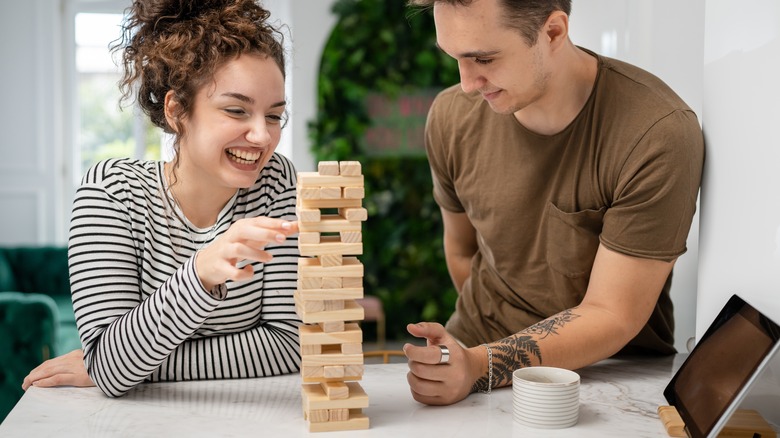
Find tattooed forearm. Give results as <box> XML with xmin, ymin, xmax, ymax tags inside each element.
<box><xmin>526</xmin><ymin>309</ymin><xmax>581</xmax><ymax>339</ymax></box>
<box><xmin>471</xmin><ymin>309</ymin><xmax>582</xmax><ymax>392</ymax></box>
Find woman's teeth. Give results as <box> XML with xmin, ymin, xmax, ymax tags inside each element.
<box><xmin>227</xmin><ymin>148</ymin><xmax>261</xmax><ymax>164</ymax></box>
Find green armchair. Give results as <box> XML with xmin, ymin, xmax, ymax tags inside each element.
<box><xmin>0</xmin><ymin>246</ymin><xmax>80</xmax><ymax>422</ymax></box>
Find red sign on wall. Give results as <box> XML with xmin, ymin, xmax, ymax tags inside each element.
<box><xmin>361</xmin><ymin>90</ymin><xmax>437</xmax><ymax>157</ymax></box>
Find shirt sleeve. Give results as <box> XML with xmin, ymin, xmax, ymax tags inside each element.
<box><xmin>600</xmin><ymin>109</ymin><xmax>705</xmax><ymax>261</ymax></box>
<box><xmin>425</xmin><ymin>91</ymin><xmax>466</xmax><ymax>214</ymax></box>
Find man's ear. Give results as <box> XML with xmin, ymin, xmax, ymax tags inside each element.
<box><xmin>544</xmin><ymin>10</ymin><xmax>569</xmax><ymax>50</ymax></box>
<box><xmin>163</xmin><ymin>90</ymin><xmax>181</xmax><ymax>133</ymax></box>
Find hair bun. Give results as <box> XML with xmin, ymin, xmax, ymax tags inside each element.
<box><xmin>167</xmin><ymin>0</ymin><xmax>233</xmax><ymax>19</ymax></box>
<box><xmin>134</xmin><ymin>0</ymin><xmax>238</xmax><ymax>32</ymax></box>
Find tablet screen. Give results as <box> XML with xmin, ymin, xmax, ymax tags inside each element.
<box><xmin>663</xmin><ymin>295</ymin><xmax>780</xmax><ymax>438</ymax></box>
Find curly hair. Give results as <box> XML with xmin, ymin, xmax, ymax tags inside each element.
<box><xmin>112</xmin><ymin>0</ymin><xmax>286</xmax><ymax>148</ymax></box>
<box><xmin>407</xmin><ymin>0</ymin><xmax>572</xmax><ymax>46</ymax></box>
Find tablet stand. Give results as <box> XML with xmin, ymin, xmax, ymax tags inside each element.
<box><xmin>658</xmin><ymin>406</ymin><xmax>777</xmax><ymax>437</ymax></box>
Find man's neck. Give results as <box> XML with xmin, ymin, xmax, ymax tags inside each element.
<box><xmin>514</xmin><ymin>44</ymin><xmax>598</xmax><ymax>136</ymax></box>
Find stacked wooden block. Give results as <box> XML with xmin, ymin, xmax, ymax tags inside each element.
<box><xmin>296</xmin><ymin>161</ymin><xmax>369</xmax><ymax>432</ymax></box>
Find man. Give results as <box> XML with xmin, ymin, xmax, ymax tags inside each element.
<box><xmin>402</xmin><ymin>0</ymin><xmax>705</xmax><ymax>406</ymax></box>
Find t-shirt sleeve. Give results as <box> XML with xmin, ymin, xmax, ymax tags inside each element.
<box><xmin>425</xmin><ymin>92</ymin><xmax>466</xmax><ymax>214</ymax></box>
<box><xmin>600</xmin><ymin>109</ymin><xmax>705</xmax><ymax>261</ymax></box>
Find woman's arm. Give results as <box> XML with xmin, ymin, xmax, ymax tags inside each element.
<box><xmin>71</xmin><ymin>160</ymin><xmax>300</xmax><ymax>396</ymax></box>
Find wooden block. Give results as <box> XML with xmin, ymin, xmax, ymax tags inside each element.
<box><xmin>296</xmin><ymin>207</ymin><xmax>321</xmax><ymax>223</ymax></box>
<box><xmin>320</xmin><ymin>186</ymin><xmax>342</xmax><ymax>199</ymax></box>
<box><xmin>342</xmin><ymin>277</ymin><xmax>363</xmax><ymax>288</ymax></box>
<box><xmin>307</xmin><ymin>409</ymin><xmax>330</xmax><ymax>423</ymax></box>
<box><xmin>299</xmin><ymin>236</ymin><xmax>363</xmax><ymax>256</ymax></box>
<box><xmin>302</xmin><ymin>366</ymin><xmax>318</xmax><ymax>379</ymax></box>
<box><xmin>341</xmin><ymin>342</ymin><xmax>362</xmax><ymax>354</ymax></box>
<box><xmin>340</xmin><ymin>231</ymin><xmax>362</xmax><ymax>243</ymax></box>
<box><xmin>298</xmin><ymin>299</ymin><xmax>365</xmax><ymax>325</ymax></box>
<box><xmin>300</xmin><ymin>344</ymin><xmax>322</xmax><ymax>355</ymax></box>
<box><xmin>298</xmin><ymin>198</ymin><xmax>363</xmax><ymax>209</ymax></box>
<box><xmin>329</xmin><ymin>408</ymin><xmax>350</xmax><ymax>421</ymax></box>
<box><xmin>318</xmin><ymin>161</ymin><xmax>340</xmax><ymax>176</ymax></box>
<box><xmin>301</xmin><ymin>382</ymin><xmax>369</xmax><ymax>411</ymax></box>
<box><xmin>298</xmin><ymin>186</ymin><xmax>321</xmax><ymax>200</ymax></box>
<box><xmin>323</xmin><ymin>366</ymin><xmax>345</xmax><ymax>379</ymax></box>
<box><xmin>302</xmin><ymin>365</ymin><xmax>326</xmax><ymax>379</ymax></box>
<box><xmin>344</xmin><ymin>364</ymin><xmax>364</xmax><ymax>378</ymax></box>
<box><xmin>299</xmin><ymin>323</ymin><xmax>362</xmax><ymax>345</ymax></box>
<box><xmin>307</xmin><ymin>411</ymin><xmax>369</xmax><ymax>432</ymax></box>
<box><xmin>322</xmin><ymin>277</ymin><xmax>342</xmax><ymax>289</ymax></box>
<box><xmin>657</xmin><ymin>406</ymin><xmax>685</xmax><ymax>437</ymax></box>
<box><xmin>297</xmin><ymin>172</ymin><xmax>364</xmax><ymax>188</ymax></box>
<box><xmin>301</xmin><ymin>365</ymin><xmax>364</xmax><ymax>383</ymax></box>
<box><xmin>320</xmin><ymin>321</ymin><xmax>345</xmax><ymax>333</ymax></box>
<box><xmin>299</xmin><ymin>257</ymin><xmax>363</xmax><ymax>277</ymax></box>
<box><xmin>339</xmin><ymin>161</ymin><xmax>362</xmax><ymax>176</ymax></box>
<box><xmin>343</xmin><ymin>187</ymin><xmax>365</xmax><ymax>199</ymax></box>
<box><xmin>319</xmin><ymin>254</ymin><xmax>343</xmax><ymax>267</ymax></box>
<box><xmin>294</xmin><ymin>292</ymin><xmax>325</xmax><ymax>313</ymax></box>
<box><xmin>298</xmin><ymin>277</ymin><xmax>322</xmax><ymax>290</ymax></box>
<box><xmin>339</xmin><ymin>207</ymin><xmax>367</xmax><ymax>221</ymax></box>
<box><xmin>296</xmin><ymin>287</ymin><xmax>364</xmax><ymax>301</ymax></box>
<box><xmin>321</xmin><ymin>381</ymin><xmax>349</xmax><ymax>400</ymax></box>
<box><xmin>299</xmin><ymin>215</ymin><xmax>361</xmax><ymax>233</ymax></box>
<box><xmin>298</xmin><ymin>232</ymin><xmax>320</xmax><ymax>244</ymax></box>
<box><xmin>324</xmin><ymin>300</ymin><xmax>345</xmax><ymax>311</ymax></box>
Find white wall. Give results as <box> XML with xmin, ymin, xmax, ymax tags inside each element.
<box><xmin>262</xmin><ymin>0</ymin><xmax>338</xmax><ymax>172</ymax></box>
<box><xmin>698</xmin><ymin>1</ymin><xmax>780</xmax><ymax>422</ymax></box>
<box><xmin>698</xmin><ymin>0</ymin><xmax>780</xmax><ymax>335</ymax></box>
<box><xmin>0</xmin><ymin>1</ymin><xmax>63</xmax><ymax>244</ymax></box>
<box><xmin>285</xmin><ymin>0</ymin><xmax>338</xmax><ymax>172</ymax></box>
<box><xmin>569</xmin><ymin>0</ymin><xmax>705</xmax><ymax>353</ymax></box>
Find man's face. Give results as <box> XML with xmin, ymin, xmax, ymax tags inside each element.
<box><xmin>433</xmin><ymin>0</ymin><xmax>551</xmax><ymax>115</ymax></box>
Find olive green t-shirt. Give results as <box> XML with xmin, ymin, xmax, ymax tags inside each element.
<box><xmin>425</xmin><ymin>49</ymin><xmax>704</xmax><ymax>354</ymax></box>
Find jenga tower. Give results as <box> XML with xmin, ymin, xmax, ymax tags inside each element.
<box><xmin>295</xmin><ymin>161</ymin><xmax>369</xmax><ymax>432</ymax></box>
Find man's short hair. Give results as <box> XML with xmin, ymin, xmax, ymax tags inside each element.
<box><xmin>407</xmin><ymin>0</ymin><xmax>572</xmax><ymax>45</ymax></box>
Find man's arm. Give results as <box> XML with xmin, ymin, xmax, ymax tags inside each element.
<box><xmin>471</xmin><ymin>243</ymin><xmax>675</xmax><ymax>391</ymax></box>
<box><xmin>441</xmin><ymin>208</ymin><xmax>478</xmax><ymax>293</ymax></box>
<box><xmin>405</xmin><ymin>243</ymin><xmax>675</xmax><ymax>405</ymax></box>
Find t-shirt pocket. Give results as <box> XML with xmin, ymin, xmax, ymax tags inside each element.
<box><xmin>545</xmin><ymin>203</ymin><xmax>606</xmax><ymax>278</ymax></box>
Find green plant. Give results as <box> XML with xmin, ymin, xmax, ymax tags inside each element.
<box><xmin>309</xmin><ymin>0</ymin><xmax>460</xmax><ymax>340</ymax></box>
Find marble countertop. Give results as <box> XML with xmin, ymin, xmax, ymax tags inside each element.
<box><xmin>1</xmin><ymin>355</ymin><xmax>685</xmax><ymax>437</ymax></box>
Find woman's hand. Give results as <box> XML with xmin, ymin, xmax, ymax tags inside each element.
<box><xmin>22</xmin><ymin>349</ymin><xmax>95</xmax><ymax>390</ymax></box>
<box><xmin>196</xmin><ymin>217</ymin><xmax>298</xmax><ymax>290</ymax></box>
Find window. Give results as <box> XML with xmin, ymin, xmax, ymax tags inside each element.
<box><xmin>72</xmin><ymin>8</ymin><xmax>162</xmax><ymax>183</ymax></box>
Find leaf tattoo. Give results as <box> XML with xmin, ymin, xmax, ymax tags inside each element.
<box><xmin>471</xmin><ymin>309</ymin><xmax>581</xmax><ymax>392</ymax></box>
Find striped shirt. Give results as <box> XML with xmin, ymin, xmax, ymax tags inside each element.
<box><xmin>69</xmin><ymin>153</ymin><xmax>301</xmax><ymax>397</ymax></box>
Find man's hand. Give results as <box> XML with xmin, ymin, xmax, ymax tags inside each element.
<box><xmin>22</xmin><ymin>349</ymin><xmax>95</xmax><ymax>390</ymax></box>
<box><xmin>403</xmin><ymin>322</ymin><xmax>486</xmax><ymax>406</ymax></box>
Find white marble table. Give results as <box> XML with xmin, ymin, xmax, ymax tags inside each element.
<box><xmin>1</xmin><ymin>355</ymin><xmax>686</xmax><ymax>437</ymax></box>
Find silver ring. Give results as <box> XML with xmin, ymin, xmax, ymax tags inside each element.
<box><xmin>438</xmin><ymin>345</ymin><xmax>450</xmax><ymax>364</ymax></box>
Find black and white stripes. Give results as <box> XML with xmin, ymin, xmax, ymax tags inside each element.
<box><xmin>69</xmin><ymin>153</ymin><xmax>301</xmax><ymax>397</ymax></box>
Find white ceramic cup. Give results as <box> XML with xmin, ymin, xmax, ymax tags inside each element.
<box><xmin>512</xmin><ymin>367</ymin><xmax>580</xmax><ymax>429</ymax></box>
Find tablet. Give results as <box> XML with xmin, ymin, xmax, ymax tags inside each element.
<box><xmin>663</xmin><ymin>294</ymin><xmax>780</xmax><ymax>438</ymax></box>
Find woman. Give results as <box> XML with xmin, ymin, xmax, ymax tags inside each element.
<box><xmin>23</xmin><ymin>0</ymin><xmax>301</xmax><ymax>397</ymax></box>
